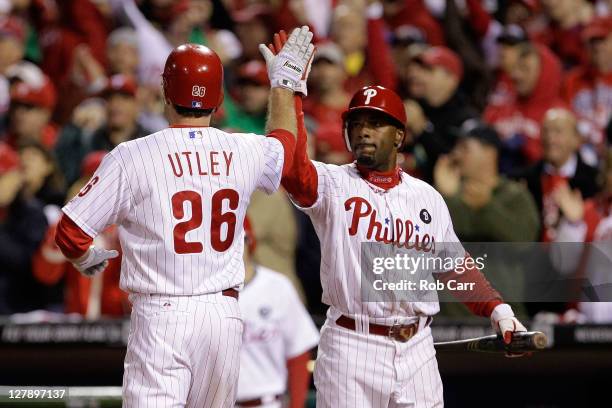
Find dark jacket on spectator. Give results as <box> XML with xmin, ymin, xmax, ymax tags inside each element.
<box><xmin>515</xmin><ymin>154</ymin><xmax>600</xmax><ymax>214</ymax></box>
<box><xmin>55</xmin><ymin>123</ymin><xmax>149</xmax><ymax>186</ymax></box>
<box><xmin>413</xmin><ymin>91</ymin><xmax>478</xmax><ymax>182</ymax></box>
<box><xmin>90</xmin><ymin>124</ymin><xmax>150</xmax><ymax>152</ymax></box>
<box><xmin>0</xmin><ymin>195</ymin><xmax>48</xmax><ymax>314</ymax></box>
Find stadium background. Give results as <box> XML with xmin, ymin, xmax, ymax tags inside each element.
<box><xmin>0</xmin><ymin>0</ymin><xmax>611</xmax><ymax>406</ymax></box>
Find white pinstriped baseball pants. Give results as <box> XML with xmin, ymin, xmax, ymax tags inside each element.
<box><xmin>123</xmin><ymin>292</ymin><xmax>243</xmax><ymax>407</ymax></box>
<box><xmin>314</xmin><ymin>318</ymin><xmax>443</xmax><ymax>408</ymax></box>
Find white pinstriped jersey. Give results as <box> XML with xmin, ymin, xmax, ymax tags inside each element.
<box><xmin>62</xmin><ymin>127</ymin><xmax>286</xmax><ymax>295</ymax></box>
<box><xmin>295</xmin><ymin>162</ymin><xmax>464</xmax><ymax>323</ymax></box>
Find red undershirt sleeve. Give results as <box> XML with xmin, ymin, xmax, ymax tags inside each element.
<box><xmin>266</xmin><ymin>128</ymin><xmax>296</xmax><ymax>178</ymax></box>
<box><xmin>437</xmin><ymin>254</ymin><xmax>503</xmax><ymax>317</ymax></box>
<box><xmin>286</xmin><ymin>350</ymin><xmax>311</xmax><ymax>408</ymax></box>
<box><xmin>280</xmin><ymin>95</ymin><xmax>319</xmax><ymax>207</ymax></box>
<box><xmin>55</xmin><ymin>213</ymin><xmax>94</xmax><ymax>259</ymax></box>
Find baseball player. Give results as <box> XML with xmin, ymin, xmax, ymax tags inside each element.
<box><xmin>263</xmin><ymin>33</ymin><xmax>528</xmax><ymax>407</ymax></box>
<box><xmin>54</xmin><ymin>27</ymin><xmax>315</xmax><ymax>408</ymax></box>
<box><xmin>235</xmin><ymin>218</ymin><xmax>319</xmax><ymax>408</ymax></box>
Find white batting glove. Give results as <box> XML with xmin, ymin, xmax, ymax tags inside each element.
<box><xmin>71</xmin><ymin>245</ymin><xmax>119</xmax><ymax>277</ymax></box>
<box><xmin>259</xmin><ymin>26</ymin><xmax>314</xmax><ymax>92</ymax></box>
<box><xmin>491</xmin><ymin>303</ymin><xmax>528</xmax><ymax>345</ymax></box>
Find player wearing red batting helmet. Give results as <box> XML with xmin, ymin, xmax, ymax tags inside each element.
<box><xmin>341</xmin><ymin>85</ymin><xmax>407</xmax><ymax>170</ymax></box>
<box><xmin>266</xmin><ymin>31</ymin><xmax>528</xmax><ymax>408</ymax></box>
<box><xmin>162</xmin><ymin>43</ymin><xmax>224</xmax><ymax>114</ymax></box>
<box><xmin>54</xmin><ymin>28</ymin><xmax>316</xmax><ymax>408</ymax></box>
<box><xmin>342</xmin><ymin>85</ymin><xmax>407</xmax><ymax>151</ymax></box>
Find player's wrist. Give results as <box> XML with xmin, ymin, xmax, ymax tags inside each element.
<box><xmin>270</xmin><ymin>78</ymin><xmax>297</xmax><ymax>91</ymax></box>
<box><xmin>71</xmin><ymin>245</ymin><xmax>94</xmax><ymax>267</ymax></box>
<box><xmin>491</xmin><ymin>303</ymin><xmax>514</xmax><ymax>320</ymax></box>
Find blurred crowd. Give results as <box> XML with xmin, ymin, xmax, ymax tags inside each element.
<box><xmin>0</xmin><ymin>0</ymin><xmax>611</xmax><ymax>323</ymax></box>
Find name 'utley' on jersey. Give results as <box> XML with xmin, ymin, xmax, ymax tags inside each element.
<box><xmin>62</xmin><ymin>127</ymin><xmax>286</xmax><ymax>296</ymax></box>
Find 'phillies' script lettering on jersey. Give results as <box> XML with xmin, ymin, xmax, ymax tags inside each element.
<box><xmin>345</xmin><ymin>196</ymin><xmax>436</xmax><ymax>253</ymax></box>
<box><xmin>167</xmin><ymin>150</ymin><xmax>233</xmax><ymax>177</ymax></box>
<box><xmin>242</xmin><ymin>321</ymin><xmax>282</xmax><ymax>343</ymax></box>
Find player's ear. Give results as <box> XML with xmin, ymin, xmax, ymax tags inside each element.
<box><xmin>394</xmin><ymin>128</ymin><xmax>405</xmax><ymax>149</ymax></box>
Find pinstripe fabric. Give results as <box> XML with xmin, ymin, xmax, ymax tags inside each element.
<box><xmin>293</xmin><ymin>162</ymin><xmax>464</xmax><ymax>323</ymax></box>
<box><xmin>62</xmin><ymin>127</ymin><xmax>285</xmax><ymax>295</ymax></box>
<box><xmin>123</xmin><ymin>293</ymin><xmax>243</xmax><ymax>408</ymax></box>
<box><xmin>292</xmin><ymin>161</ymin><xmax>457</xmax><ymax>407</ymax></box>
<box><xmin>314</xmin><ymin>321</ymin><xmax>442</xmax><ymax>408</ymax></box>
<box><xmin>61</xmin><ymin>126</ymin><xmax>286</xmax><ymax>407</ymax></box>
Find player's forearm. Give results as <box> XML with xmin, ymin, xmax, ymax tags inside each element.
<box><xmin>55</xmin><ymin>214</ymin><xmax>93</xmax><ymax>260</ymax></box>
<box><xmin>266</xmin><ymin>88</ymin><xmax>297</xmax><ymax>138</ymax></box>
<box><xmin>281</xmin><ymin>95</ymin><xmax>319</xmax><ymax>207</ymax></box>
<box><xmin>438</xmin><ymin>254</ymin><xmax>503</xmax><ymax>317</ymax></box>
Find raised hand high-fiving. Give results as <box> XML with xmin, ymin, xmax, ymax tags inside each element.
<box><xmin>259</xmin><ymin>26</ymin><xmax>314</xmax><ymax>95</ymax></box>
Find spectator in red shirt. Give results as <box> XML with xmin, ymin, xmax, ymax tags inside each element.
<box><xmin>233</xmin><ymin>6</ymin><xmax>276</xmax><ymax>62</ymax></box>
<box><xmin>484</xmin><ymin>41</ymin><xmax>564</xmax><ymax>172</ymax></box>
<box><xmin>303</xmin><ymin>42</ymin><xmax>352</xmax><ymax>165</ymax></box>
<box><xmin>540</xmin><ymin>0</ymin><xmax>595</xmax><ymax>67</ymax></box>
<box><xmin>330</xmin><ymin>2</ymin><xmax>397</xmax><ymax>93</ymax></box>
<box><xmin>562</xmin><ymin>16</ymin><xmax>612</xmax><ymax>156</ymax></box>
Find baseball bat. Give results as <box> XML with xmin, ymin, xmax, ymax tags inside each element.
<box><xmin>433</xmin><ymin>331</ymin><xmax>548</xmax><ymax>353</ymax></box>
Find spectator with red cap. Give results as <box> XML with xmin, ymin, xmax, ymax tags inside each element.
<box><xmin>381</xmin><ymin>0</ymin><xmax>445</xmax><ymax>46</ymax></box>
<box><xmin>562</xmin><ymin>16</ymin><xmax>612</xmax><ymax>154</ymax></box>
<box><xmin>303</xmin><ymin>42</ymin><xmax>353</xmax><ymax>165</ymax></box>
<box><xmin>5</xmin><ymin>74</ymin><xmax>58</xmax><ymax>149</ymax></box>
<box><xmin>220</xmin><ymin>60</ymin><xmax>270</xmax><ymax>134</ymax></box>
<box><xmin>404</xmin><ymin>46</ymin><xmax>479</xmax><ymax>182</ymax></box>
<box><xmin>0</xmin><ymin>142</ymin><xmax>48</xmax><ymax>314</ymax></box>
<box><xmin>55</xmin><ymin>74</ymin><xmax>149</xmax><ymax>185</ymax></box>
<box><xmin>32</xmin><ymin>150</ymin><xmax>128</xmax><ymax>318</ymax></box>
<box><xmin>90</xmin><ymin>74</ymin><xmax>148</xmax><ymax>150</ymax></box>
<box><xmin>484</xmin><ymin>41</ymin><xmax>565</xmax><ymax>173</ymax></box>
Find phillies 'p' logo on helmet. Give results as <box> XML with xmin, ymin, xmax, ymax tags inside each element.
<box><xmin>162</xmin><ymin>44</ymin><xmax>224</xmax><ymax>111</ymax></box>
<box><xmin>341</xmin><ymin>85</ymin><xmax>408</xmax><ymax>152</ymax></box>
<box><xmin>363</xmin><ymin>88</ymin><xmax>378</xmax><ymax>105</ymax></box>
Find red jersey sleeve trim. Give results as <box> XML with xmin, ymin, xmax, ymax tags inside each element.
<box><xmin>266</xmin><ymin>128</ymin><xmax>296</xmax><ymax>178</ymax></box>
<box><xmin>437</xmin><ymin>253</ymin><xmax>504</xmax><ymax>317</ymax></box>
<box><xmin>281</xmin><ymin>96</ymin><xmax>319</xmax><ymax>207</ymax></box>
<box><xmin>55</xmin><ymin>213</ymin><xmax>94</xmax><ymax>259</ymax></box>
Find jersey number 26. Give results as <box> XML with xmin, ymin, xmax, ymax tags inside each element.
<box><xmin>171</xmin><ymin>189</ymin><xmax>238</xmax><ymax>254</ymax></box>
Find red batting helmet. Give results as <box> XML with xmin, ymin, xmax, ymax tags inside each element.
<box><xmin>342</xmin><ymin>85</ymin><xmax>407</xmax><ymax>152</ymax></box>
<box><xmin>162</xmin><ymin>44</ymin><xmax>224</xmax><ymax>111</ymax></box>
